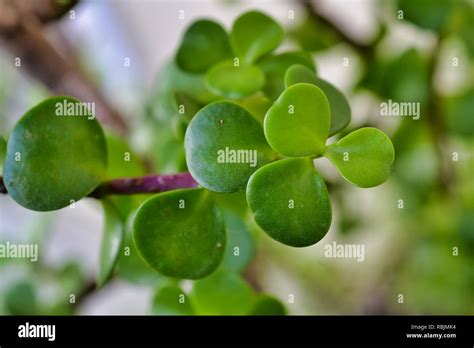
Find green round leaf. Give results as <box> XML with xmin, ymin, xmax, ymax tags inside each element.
<box><xmin>231</xmin><ymin>11</ymin><xmax>284</xmax><ymax>64</ymax></box>
<box><xmin>220</xmin><ymin>210</ymin><xmax>255</xmax><ymax>272</ymax></box>
<box><xmin>206</xmin><ymin>61</ymin><xmax>265</xmax><ymax>99</ymax></box>
<box><xmin>190</xmin><ymin>270</ymin><xmax>255</xmax><ymax>315</ymax></box>
<box><xmin>260</xmin><ymin>52</ymin><xmax>316</xmax><ymax>76</ymax></box>
<box><xmin>185</xmin><ymin>101</ymin><xmax>276</xmax><ymax>193</ymax></box>
<box><xmin>289</xmin><ymin>15</ymin><xmax>340</xmax><ymax>52</ymax></box>
<box><xmin>133</xmin><ymin>188</ymin><xmax>226</xmax><ymax>279</ymax></box>
<box><xmin>3</xmin><ymin>96</ymin><xmax>107</xmax><ymax>211</ymax></box>
<box><xmin>324</xmin><ymin>127</ymin><xmax>395</xmax><ymax>188</ymax></box>
<box><xmin>247</xmin><ymin>157</ymin><xmax>332</xmax><ymax>247</ymax></box>
<box><xmin>285</xmin><ymin>65</ymin><xmax>351</xmax><ymax>136</ymax></box>
<box><xmin>176</xmin><ymin>19</ymin><xmax>232</xmax><ymax>73</ymax></box>
<box><xmin>250</xmin><ymin>295</ymin><xmax>287</xmax><ymax>315</ymax></box>
<box><xmin>264</xmin><ymin>83</ymin><xmax>330</xmax><ymax>157</ymax></box>
<box><xmin>118</xmin><ymin>212</ymin><xmax>163</xmax><ymax>285</ymax></box>
<box><xmin>98</xmin><ymin>199</ymin><xmax>125</xmax><ymax>288</ymax></box>
<box><xmin>259</xmin><ymin>52</ymin><xmax>316</xmax><ymax>100</ymax></box>
<box><xmin>5</xmin><ymin>280</ymin><xmax>38</xmax><ymax>315</ymax></box>
<box><xmin>151</xmin><ymin>283</ymin><xmax>194</xmax><ymax>315</ymax></box>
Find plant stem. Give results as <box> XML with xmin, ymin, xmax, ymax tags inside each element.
<box><xmin>0</xmin><ymin>172</ymin><xmax>199</xmax><ymax>198</ymax></box>
<box><xmin>0</xmin><ymin>0</ymin><xmax>129</xmax><ymax>135</ymax></box>
<box><xmin>89</xmin><ymin>173</ymin><xmax>198</xmax><ymax>198</ymax></box>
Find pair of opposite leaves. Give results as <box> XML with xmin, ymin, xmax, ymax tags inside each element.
<box><xmin>136</xmin><ymin>65</ymin><xmax>394</xmax><ymax>279</ymax></box>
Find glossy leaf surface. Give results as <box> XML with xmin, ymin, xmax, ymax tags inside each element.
<box><xmin>247</xmin><ymin>158</ymin><xmax>332</xmax><ymax>247</ymax></box>
<box><xmin>324</xmin><ymin>127</ymin><xmax>395</xmax><ymax>188</ymax></box>
<box><xmin>133</xmin><ymin>188</ymin><xmax>226</xmax><ymax>279</ymax></box>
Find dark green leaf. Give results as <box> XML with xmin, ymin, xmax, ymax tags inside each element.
<box><xmin>359</xmin><ymin>48</ymin><xmax>429</xmax><ymax>107</ymax></box>
<box><xmin>264</xmin><ymin>83</ymin><xmax>330</xmax><ymax>157</ymax></box>
<box><xmin>220</xmin><ymin>210</ymin><xmax>255</xmax><ymax>272</ymax></box>
<box><xmin>151</xmin><ymin>283</ymin><xmax>194</xmax><ymax>315</ymax></box>
<box><xmin>190</xmin><ymin>270</ymin><xmax>255</xmax><ymax>315</ymax></box>
<box><xmin>397</xmin><ymin>0</ymin><xmax>454</xmax><ymax>32</ymax></box>
<box><xmin>443</xmin><ymin>89</ymin><xmax>474</xmax><ymax>138</ymax></box>
<box><xmin>176</xmin><ymin>19</ymin><xmax>232</xmax><ymax>73</ymax></box>
<box><xmin>231</xmin><ymin>11</ymin><xmax>284</xmax><ymax>63</ymax></box>
<box><xmin>118</xmin><ymin>212</ymin><xmax>164</xmax><ymax>285</ymax></box>
<box><xmin>324</xmin><ymin>127</ymin><xmax>395</xmax><ymax>188</ymax></box>
<box><xmin>185</xmin><ymin>102</ymin><xmax>276</xmax><ymax>193</ymax></box>
<box><xmin>5</xmin><ymin>280</ymin><xmax>38</xmax><ymax>315</ymax></box>
<box><xmin>236</xmin><ymin>93</ymin><xmax>272</xmax><ymax>124</ymax></box>
<box><xmin>206</xmin><ymin>61</ymin><xmax>265</xmax><ymax>99</ymax></box>
<box><xmin>247</xmin><ymin>158</ymin><xmax>332</xmax><ymax>247</ymax></box>
<box><xmin>98</xmin><ymin>199</ymin><xmax>125</xmax><ymax>288</ymax></box>
<box><xmin>133</xmin><ymin>188</ymin><xmax>226</xmax><ymax>279</ymax></box>
<box><xmin>105</xmin><ymin>132</ymin><xmax>146</xmax><ymax>179</ymax></box>
<box><xmin>285</xmin><ymin>64</ymin><xmax>351</xmax><ymax>136</ymax></box>
<box><xmin>250</xmin><ymin>295</ymin><xmax>287</xmax><ymax>315</ymax></box>
<box><xmin>259</xmin><ymin>51</ymin><xmax>316</xmax><ymax>100</ymax></box>
<box><xmin>105</xmin><ymin>132</ymin><xmax>148</xmax><ymax>219</ymax></box>
<box><xmin>289</xmin><ymin>15</ymin><xmax>340</xmax><ymax>52</ymax></box>
<box><xmin>3</xmin><ymin>96</ymin><xmax>107</xmax><ymax>211</ymax></box>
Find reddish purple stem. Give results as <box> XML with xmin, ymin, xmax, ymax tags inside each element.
<box><xmin>89</xmin><ymin>172</ymin><xmax>198</xmax><ymax>198</ymax></box>
<box><xmin>0</xmin><ymin>173</ymin><xmax>199</xmax><ymax>198</ymax></box>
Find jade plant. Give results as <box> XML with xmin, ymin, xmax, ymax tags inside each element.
<box><xmin>0</xmin><ymin>10</ymin><xmax>394</xmax><ymax>315</ymax></box>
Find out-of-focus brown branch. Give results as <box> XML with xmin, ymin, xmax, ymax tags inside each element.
<box><xmin>0</xmin><ymin>0</ymin><xmax>129</xmax><ymax>134</ymax></box>
<box><xmin>0</xmin><ymin>0</ymin><xmax>79</xmax><ymax>34</ymax></box>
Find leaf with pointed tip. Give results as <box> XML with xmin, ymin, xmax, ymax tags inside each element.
<box><xmin>151</xmin><ymin>283</ymin><xmax>194</xmax><ymax>315</ymax></box>
<box><xmin>206</xmin><ymin>61</ymin><xmax>265</xmax><ymax>99</ymax></box>
<box><xmin>247</xmin><ymin>158</ymin><xmax>332</xmax><ymax>247</ymax></box>
<box><xmin>324</xmin><ymin>127</ymin><xmax>395</xmax><ymax>188</ymax></box>
<box><xmin>185</xmin><ymin>102</ymin><xmax>276</xmax><ymax>193</ymax></box>
<box><xmin>176</xmin><ymin>19</ymin><xmax>232</xmax><ymax>73</ymax></box>
<box><xmin>3</xmin><ymin>96</ymin><xmax>107</xmax><ymax>211</ymax></box>
<box><xmin>98</xmin><ymin>199</ymin><xmax>125</xmax><ymax>288</ymax></box>
<box><xmin>250</xmin><ymin>295</ymin><xmax>287</xmax><ymax>315</ymax></box>
<box><xmin>285</xmin><ymin>65</ymin><xmax>351</xmax><ymax>136</ymax></box>
<box><xmin>231</xmin><ymin>11</ymin><xmax>284</xmax><ymax>64</ymax></box>
<box><xmin>133</xmin><ymin>188</ymin><xmax>226</xmax><ymax>279</ymax></box>
<box><xmin>190</xmin><ymin>270</ymin><xmax>255</xmax><ymax>315</ymax></box>
<box><xmin>264</xmin><ymin>83</ymin><xmax>330</xmax><ymax>157</ymax></box>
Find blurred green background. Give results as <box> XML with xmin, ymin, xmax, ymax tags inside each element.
<box><xmin>0</xmin><ymin>0</ymin><xmax>472</xmax><ymax>315</ymax></box>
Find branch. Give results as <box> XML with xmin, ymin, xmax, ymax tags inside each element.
<box><xmin>0</xmin><ymin>0</ymin><xmax>129</xmax><ymax>134</ymax></box>
<box><xmin>0</xmin><ymin>0</ymin><xmax>78</xmax><ymax>34</ymax></box>
<box><xmin>0</xmin><ymin>173</ymin><xmax>198</xmax><ymax>198</ymax></box>
<box><xmin>89</xmin><ymin>173</ymin><xmax>198</xmax><ymax>198</ymax></box>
